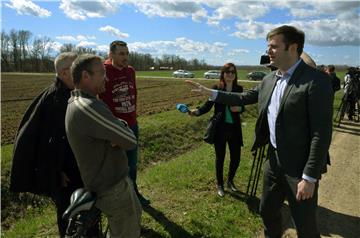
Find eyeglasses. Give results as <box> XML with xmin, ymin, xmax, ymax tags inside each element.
<box><xmin>224</xmin><ymin>69</ymin><xmax>236</xmax><ymax>74</ymax></box>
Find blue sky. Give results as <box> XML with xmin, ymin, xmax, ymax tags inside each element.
<box><xmin>1</xmin><ymin>0</ymin><xmax>360</xmax><ymax>66</ymax></box>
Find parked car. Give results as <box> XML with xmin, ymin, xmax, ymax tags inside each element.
<box><xmin>204</xmin><ymin>70</ymin><xmax>221</xmax><ymax>79</ymax></box>
<box><xmin>172</xmin><ymin>70</ymin><xmax>195</xmax><ymax>78</ymax></box>
<box><xmin>247</xmin><ymin>71</ymin><xmax>267</xmax><ymax>80</ymax></box>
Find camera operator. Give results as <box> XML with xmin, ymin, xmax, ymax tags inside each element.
<box><xmin>344</xmin><ymin>67</ymin><xmax>360</xmax><ymax>121</ymax></box>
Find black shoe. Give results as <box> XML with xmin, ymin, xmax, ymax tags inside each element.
<box><xmin>227</xmin><ymin>181</ymin><xmax>238</xmax><ymax>192</ymax></box>
<box><xmin>217</xmin><ymin>185</ymin><xmax>225</xmax><ymax>197</ymax></box>
<box><xmin>137</xmin><ymin>193</ymin><xmax>151</xmax><ymax>206</ymax></box>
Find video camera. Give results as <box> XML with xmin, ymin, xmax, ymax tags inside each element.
<box><xmin>260</xmin><ymin>54</ymin><xmax>277</xmax><ymax>71</ymax></box>
<box><xmin>260</xmin><ymin>54</ymin><xmax>270</xmax><ymax>65</ymax></box>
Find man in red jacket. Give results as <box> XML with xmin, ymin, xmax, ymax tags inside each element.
<box><xmin>99</xmin><ymin>40</ymin><xmax>150</xmax><ymax>206</ymax></box>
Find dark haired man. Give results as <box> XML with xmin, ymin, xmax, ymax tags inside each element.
<box><xmin>99</xmin><ymin>40</ymin><xmax>150</xmax><ymax>206</ymax></box>
<box><xmin>66</xmin><ymin>54</ymin><xmax>141</xmax><ymax>238</ymax></box>
<box><xmin>187</xmin><ymin>25</ymin><xmax>333</xmax><ymax>238</ymax></box>
<box><xmin>326</xmin><ymin>65</ymin><xmax>341</xmax><ymax>93</ymax></box>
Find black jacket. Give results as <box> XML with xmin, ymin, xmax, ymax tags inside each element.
<box><xmin>197</xmin><ymin>84</ymin><xmax>244</xmax><ymax>145</ymax></box>
<box><xmin>10</xmin><ymin>77</ymin><xmax>82</xmax><ymax>195</ymax></box>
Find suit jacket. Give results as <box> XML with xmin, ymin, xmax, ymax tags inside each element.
<box><xmin>197</xmin><ymin>84</ymin><xmax>244</xmax><ymax>145</ymax></box>
<box><xmin>215</xmin><ymin>60</ymin><xmax>333</xmax><ymax>179</ymax></box>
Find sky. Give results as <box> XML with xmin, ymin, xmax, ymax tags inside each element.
<box><xmin>1</xmin><ymin>0</ymin><xmax>360</xmax><ymax>66</ymax></box>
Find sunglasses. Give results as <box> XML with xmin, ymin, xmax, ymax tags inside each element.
<box><xmin>224</xmin><ymin>69</ymin><xmax>236</xmax><ymax>74</ymax></box>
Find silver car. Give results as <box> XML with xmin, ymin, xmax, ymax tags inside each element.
<box><xmin>204</xmin><ymin>70</ymin><xmax>221</xmax><ymax>79</ymax></box>
<box><xmin>172</xmin><ymin>70</ymin><xmax>195</xmax><ymax>78</ymax></box>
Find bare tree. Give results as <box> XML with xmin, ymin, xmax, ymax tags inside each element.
<box><xmin>1</xmin><ymin>31</ymin><xmax>11</xmax><ymax>71</ymax></box>
<box><xmin>18</xmin><ymin>30</ymin><xmax>32</xmax><ymax>71</ymax></box>
<box><xmin>60</xmin><ymin>43</ymin><xmax>77</xmax><ymax>53</ymax></box>
<box><xmin>32</xmin><ymin>36</ymin><xmax>53</xmax><ymax>72</ymax></box>
<box><xmin>9</xmin><ymin>29</ymin><xmax>19</xmax><ymax>71</ymax></box>
<box><xmin>76</xmin><ymin>46</ymin><xmax>96</xmax><ymax>55</ymax></box>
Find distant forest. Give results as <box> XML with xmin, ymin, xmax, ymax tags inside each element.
<box><xmin>1</xmin><ymin>29</ymin><xmax>217</xmax><ymax>72</ymax></box>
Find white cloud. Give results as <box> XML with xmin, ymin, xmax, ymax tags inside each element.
<box><xmin>51</xmin><ymin>41</ymin><xmax>63</xmax><ymax>52</ymax></box>
<box><xmin>59</xmin><ymin>0</ymin><xmax>117</xmax><ymax>20</ymax></box>
<box><xmin>228</xmin><ymin>48</ymin><xmax>250</xmax><ymax>56</ymax></box>
<box><xmin>96</xmin><ymin>44</ymin><xmax>109</xmax><ymax>53</ymax></box>
<box><xmin>208</xmin><ymin>2</ymin><xmax>270</xmax><ymax>22</ymax></box>
<box><xmin>230</xmin><ymin>2</ymin><xmax>360</xmax><ymax>47</ymax></box>
<box><xmin>55</xmin><ymin>35</ymin><xmax>77</xmax><ymax>42</ymax></box>
<box><xmin>128</xmin><ymin>37</ymin><xmax>227</xmax><ymax>58</ymax></box>
<box><xmin>76</xmin><ymin>41</ymin><xmax>97</xmax><ymax>48</ymax></box>
<box><xmin>55</xmin><ymin>35</ymin><xmax>96</xmax><ymax>42</ymax></box>
<box><xmin>233</xmin><ymin>21</ymin><xmax>276</xmax><ymax>40</ymax></box>
<box><xmin>99</xmin><ymin>25</ymin><xmax>129</xmax><ymax>38</ymax></box>
<box><xmin>133</xmin><ymin>1</ymin><xmax>207</xmax><ymax>21</ymax></box>
<box><xmin>5</xmin><ymin>0</ymin><xmax>51</xmax><ymax>18</ymax></box>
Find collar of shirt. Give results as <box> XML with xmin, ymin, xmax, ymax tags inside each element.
<box><xmin>275</xmin><ymin>58</ymin><xmax>302</xmax><ymax>81</ymax></box>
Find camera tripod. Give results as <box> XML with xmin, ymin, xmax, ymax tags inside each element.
<box><xmin>246</xmin><ymin>145</ymin><xmax>267</xmax><ymax>197</ymax></box>
<box><xmin>334</xmin><ymin>93</ymin><xmax>360</xmax><ymax>127</ymax></box>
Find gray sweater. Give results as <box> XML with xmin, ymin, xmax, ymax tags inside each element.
<box><xmin>65</xmin><ymin>89</ymin><xmax>137</xmax><ymax>193</ymax></box>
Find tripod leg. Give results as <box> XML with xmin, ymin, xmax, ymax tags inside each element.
<box><xmin>339</xmin><ymin>98</ymin><xmax>349</xmax><ymax>127</ymax></box>
<box><xmin>253</xmin><ymin>145</ymin><xmax>266</xmax><ymax>197</ymax></box>
<box><xmin>246</xmin><ymin>149</ymin><xmax>258</xmax><ymax>195</ymax></box>
<box><xmin>251</xmin><ymin>146</ymin><xmax>264</xmax><ymax>197</ymax></box>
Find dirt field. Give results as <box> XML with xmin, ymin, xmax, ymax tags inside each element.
<box><xmin>277</xmin><ymin>118</ymin><xmax>360</xmax><ymax>238</ymax></box>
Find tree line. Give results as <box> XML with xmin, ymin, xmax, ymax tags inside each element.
<box><xmin>1</xmin><ymin>29</ymin><xmax>212</xmax><ymax>72</ymax></box>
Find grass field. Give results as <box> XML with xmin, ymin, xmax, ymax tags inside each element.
<box><xmin>1</xmin><ymin>71</ymin><xmax>345</xmax><ymax>237</ymax></box>
<box><xmin>1</xmin><ymin>72</ymin><xmax>260</xmax><ymax>145</ymax></box>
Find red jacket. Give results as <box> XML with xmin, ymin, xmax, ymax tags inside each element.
<box><xmin>99</xmin><ymin>62</ymin><xmax>137</xmax><ymax>126</ymax></box>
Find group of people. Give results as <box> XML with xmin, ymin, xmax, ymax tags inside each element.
<box><xmin>10</xmin><ymin>41</ymin><xmax>148</xmax><ymax>237</ymax></box>
<box><xmin>10</xmin><ymin>25</ymin><xmax>336</xmax><ymax>238</ymax></box>
<box><xmin>318</xmin><ymin>64</ymin><xmax>360</xmax><ymax>120</ymax></box>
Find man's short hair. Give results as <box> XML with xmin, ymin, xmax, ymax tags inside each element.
<box><xmin>267</xmin><ymin>25</ymin><xmax>305</xmax><ymax>56</ymax></box>
<box><xmin>110</xmin><ymin>40</ymin><xmax>127</xmax><ymax>53</ymax></box>
<box><xmin>71</xmin><ymin>54</ymin><xmax>103</xmax><ymax>85</ymax></box>
<box><xmin>327</xmin><ymin>65</ymin><xmax>335</xmax><ymax>73</ymax></box>
<box><xmin>54</xmin><ymin>52</ymin><xmax>78</xmax><ymax>73</ymax></box>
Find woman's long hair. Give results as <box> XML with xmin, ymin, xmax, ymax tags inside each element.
<box><xmin>218</xmin><ymin>62</ymin><xmax>238</xmax><ymax>90</ymax></box>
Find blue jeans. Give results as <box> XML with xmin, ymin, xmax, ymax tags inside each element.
<box><xmin>127</xmin><ymin>124</ymin><xmax>139</xmax><ymax>193</ymax></box>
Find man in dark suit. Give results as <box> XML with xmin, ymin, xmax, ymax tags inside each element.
<box><xmin>186</xmin><ymin>25</ymin><xmax>333</xmax><ymax>238</ymax></box>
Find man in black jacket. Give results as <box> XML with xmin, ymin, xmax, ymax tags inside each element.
<box><xmin>9</xmin><ymin>52</ymin><xmax>86</xmax><ymax>237</ymax></box>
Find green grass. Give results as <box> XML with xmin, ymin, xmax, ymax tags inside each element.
<box><xmin>3</xmin><ymin>117</ymin><xmax>262</xmax><ymax>238</ymax></box>
<box><xmin>2</xmin><ymin>205</ymin><xmax>58</xmax><ymax>238</ymax></box>
<box><xmin>139</xmin><ymin>140</ymin><xmax>262</xmax><ymax>238</ymax></box>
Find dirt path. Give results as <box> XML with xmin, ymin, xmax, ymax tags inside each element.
<box><xmin>280</xmin><ymin>118</ymin><xmax>360</xmax><ymax>238</ymax></box>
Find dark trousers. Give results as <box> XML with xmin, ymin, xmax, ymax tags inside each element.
<box><xmin>127</xmin><ymin>124</ymin><xmax>140</xmax><ymax>194</ymax></box>
<box><xmin>260</xmin><ymin>146</ymin><xmax>320</xmax><ymax>238</ymax></box>
<box><xmin>51</xmin><ymin>184</ymin><xmax>79</xmax><ymax>237</ymax></box>
<box><xmin>214</xmin><ymin>123</ymin><xmax>242</xmax><ymax>186</ymax></box>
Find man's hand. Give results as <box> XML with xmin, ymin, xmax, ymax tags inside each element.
<box><xmin>185</xmin><ymin>80</ymin><xmax>213</xmax><ymax>97</ymax></box>
<box><xmin>188</xmin><ymin>109</ymin><xmax>199</xmax><ymax>116</ymax></box>
<box><xmin>296</xmin><ymin>179</ymin><xmax>315</xmax><ymax>201</ymax></box>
